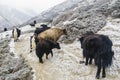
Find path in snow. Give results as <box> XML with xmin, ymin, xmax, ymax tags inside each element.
<box><xmin>14</xmin><ymin>18</ymin><xmax>120</xmax><ymax>80</ymax></box>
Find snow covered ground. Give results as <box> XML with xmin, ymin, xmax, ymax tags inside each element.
<box><xmin>1</xmin><ymin>18</ymin><xmax>120</xmax><ymax>80</ymax></box>
<box><xmin>0</xmin><ymin>25</ymin><xmax>35</xmax><ymax>40</ymax></box>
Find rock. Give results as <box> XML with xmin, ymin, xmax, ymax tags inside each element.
<box><xmin>53</xmin><ymin>11</ymin><xmax>106</xmax><ymax>41</ymax></box>
<box><xmin>0</xmin><ymin>39</ymin><xmax>33</xmax><ymax>80</ymax></box>
<box><xmin>51</xmin><ymin>0</ymin><xmax>120</xmax><ymax>42</ymax></box>
<box><xmin>111</xmin><ymin>10</ymin><xmax>120</xmax><ymax>18</ymax></box>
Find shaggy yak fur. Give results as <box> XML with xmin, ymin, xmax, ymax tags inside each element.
<box><xmin>34</xmin><ymin>24</ymin><xmax>50</xmax><ymax>35</ymax></box>
<box><xmin>12</xmin><ymin>28</ymin><xmax>21</xmax><ymax>41</ymax></box>
<box><xmin>37</xmin><ymin>28</ymin><xmax>67</xmax><ymax>43</ymax></box>
<box><xmin>36</xmin><ymin>40</ymin><xmax>61</xmax><ymax>63</ymax></box>
<box><xmin>79</xmin><ymin>31</ymin><xmax>114</xmax><ymax>79</ymax></box>
<box><xmin>30</xmin><ymin>25</ymin><xmax>50</xmax><ymax>52</ymax></box>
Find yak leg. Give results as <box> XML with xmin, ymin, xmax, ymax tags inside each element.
<box><xmin>102</xmin><ymin>67</ymin><xmax>106</xmax><ymax>78</ymax></box>
<box><xmin>46</xmin><ymin>53</ymin><xmax>49</xmax><ymax>59</ymax></box>
<box><xmin>89</xmin><ymin>58</ymin><xmax>93</xmax><ymax>64</ymax></box>
<box><xmin>39</xmin><ymin>58</ymin><xmax>43</xmax><ymax>63</ymax></box>
<box><xmin>50</xmin><ymin>51</ymin><xmax>53</xmax><ymax>57</ymax></box>
<box><xmin>36</xmin><ymin>51</ymin><xmax>44</xmax><ymax>63</ymax></box>
<box><xmin>96</xmin><ymin>65</ymin><xmax>101</xmax><ymax>79</ymax></box>
<box><xmin>85</xmin><ymin>57</ymin><xmax>89</xmax><ymax>65</ymax></box>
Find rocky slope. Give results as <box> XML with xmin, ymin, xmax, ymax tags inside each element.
<box><xmin>27</xmin><ymin>0</ymin><xmax>120</xmax><ymax>42</ymax></box>
<box><xmin>0</xmin><ymin>18</ymin><xmax>120</xmax><ymax>80</ymax></box>
<box><xmin>13</xmin><ymin>17</ymin><xmax>120</xmax><ymax>80</ymax></box>
<box><xmin>27</xmin><ymin>0</ymin><xmax>83</xmax><ymax>23</ymax></box>
<box><xmin>0</xmin><ymin>0</ymin><xmax>120</xmax><ymax>80</ymax></box>
<box><xmin>52</xmin><ymin>0</ymin><xmax>120</xmax><ymax>41</ymax></box>
<box><xmin>0</xmin><ymin>37</ymin><xmax>34</xmax><ymax>80</ymax></box>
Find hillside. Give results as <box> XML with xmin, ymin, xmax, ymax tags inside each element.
<box><xmin>0</xmin><ymin>5</ymin><xmax>36</xmax><ymax>32</ymax></box>
<box><xmin>0</xmin><ymin>0</ymin><xmax>120</xmax><ymax>80</ymax></box>
<box><xmin>27</xmin><ymin>0</ymin><xmax>120</xmax><ymax>42</ymax></box>
<box><xmin>52</xmin><ymin>0</ymin><xmax>120</xmax><ymax>41</ymax></box>
<box><xmin>9</xmin><ymin>17</ymin><xmax>120</xmax><ymax>80</ymax></box>
<box><xmin>27</xmin><ymin>0</ymin><xmax>85</xmax><ymax>23</ymax></box>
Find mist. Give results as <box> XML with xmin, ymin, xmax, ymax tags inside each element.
<box><xmin>0</xmin><ymin>0</ymin><xmax>66</xmax><ymax>14</ymax></box>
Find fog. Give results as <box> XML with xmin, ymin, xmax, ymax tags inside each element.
<box><xmin>0</xmin><ymin>0</ymin><xmax>66</xmax><ymax>13</ymax></box>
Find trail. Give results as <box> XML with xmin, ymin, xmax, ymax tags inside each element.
<box><xmin>14</xmin><ymin>18</ymin><xmax>120</xmax><ymax>80</ymax></box>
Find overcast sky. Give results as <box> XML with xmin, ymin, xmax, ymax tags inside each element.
<box><xmin>0</xmin><ymin>0</ymin><xmax>66</xmax><ymax>13</ymax></box>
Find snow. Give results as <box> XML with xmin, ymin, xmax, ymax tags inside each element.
<box><xmin>0</xmin><ymin>25</ymin><xmax>35</xmax><ymax>40</ymax></box>
<box><xmin>0</xmin><ymin>0</ymin><xmax>66</xmax><ymax>14</ymax></box>
<box><xmin>1</xmin><ymin>18</ymin><xmax>120</xmax><ymax>80</ymax></box>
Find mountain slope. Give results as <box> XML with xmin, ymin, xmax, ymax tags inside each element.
<box><xmin>12</xmin><ymin>18</ymin><xmax>120</xmax><ymax>80</ymax></box>
<box><xmin>0</xmin><ymin>5</ymin><xmax>36</xmax><ymax>32</ymax></box>
<box><xmin>51</xmin><ymin>0</ymin><xmax>120</xmax><ymax>41</ymax></box>
<box><xmin>27</xmin><ymin>0</ymin><xmax>86</xmax><ymax>23</ymax></box>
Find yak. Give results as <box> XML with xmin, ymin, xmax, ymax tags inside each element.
<box><xmin>79</xmin><ymin>31</ymin><xmax>114</xmax><ymax>79</ymax></box>
<box><xmin>36</xmin><ymin>39</ymin><xmax>61</xmax><ymax>63</ymax></box>
<box><xmin>34</xmin><ymin>24</ymin><xmax>50</xmax><ymax>35</ymax></box>
<box><xmin>30</xmin><ymin>24</ymin><xmax>50</xmax><ymax>52</ymax></box>
<box><xmin>4</xmin><ymin>28</ymin><xmax>7</xmax><ymax>31</ymax></box>
<box><xmin>12</xmin><ymin>28</ymin><xmax>21</xmax><ymax>42</ymax></box>
<box><xmin>37</xmin><ymin>28</ymin><xmax>67</xmax><ymax>42</ymax></box>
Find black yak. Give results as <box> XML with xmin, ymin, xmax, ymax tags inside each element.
<box><xmin>12</xmin><ymin>28</ymin><xmax>21</xmax><ymax>42</ymax></box>
<box><xmin>79</xmin><ymin>31</ymin><xmax>114</xmax><ymax>79</ymax></box>
<box><xmin>34</xmin><ymin>24</ymin><xmax>50</xmax><ymax>35</ymax></box>
<box><xmin>30</xmin><ymin>28</ymin><xmax>67</xmax><ymax>52</ymax></box>
<box><xmin>30</xmin><ymin>24</ymin><xmax>50</xmax><ymax>52</ymax></box>
<box><xmin>4</xmin><ymin>28</ymin><xmax>7</xmax><ymax>31</ymax></box>
<box><xmin>36</xmin><ymin>40</ymin><xmax>61</xmax><ymax>63</ymax></box>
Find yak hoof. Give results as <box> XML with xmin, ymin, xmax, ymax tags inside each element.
<box><xmin>96</xmin><ymin>75</ymin><xmax>100</xmax><ymax>79</ymax></box>
<box><xmin>89</xmin><ymin>62</ymin><xmax>92</xmax><ymax>64</ymax></box>
<box><xmin>85</xmin><ymin>63</ymin><xmax>88</xmax><ymax>65</ymax></box>
<box><xmin>39</xmin><ymin>59</ymin><xmax>43</xmax><ymax>64</ymax></box>
<box><xmin>102</xmin><ymin>75</ymin><xmax>106</xmax><ymax>78</ymax></box>
<box><xmin>40</xmin><ymin>61</ymin><xmax>43</xmax><ymax>64</ymax></box>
